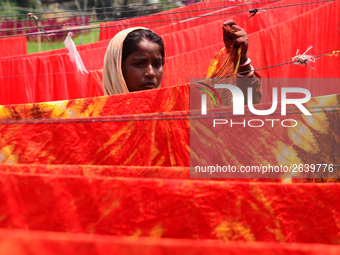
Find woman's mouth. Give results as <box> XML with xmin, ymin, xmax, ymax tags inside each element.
<box><xmin>142</xmin><ymin>82</ymin><xmax>156</xmax><ymax>89</ymax></box>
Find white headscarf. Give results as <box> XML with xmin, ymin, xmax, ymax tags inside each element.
<box><xmin>102</xmin><ymin>27</ymin><xmax>151</xmax><ymax>95</ymax></box>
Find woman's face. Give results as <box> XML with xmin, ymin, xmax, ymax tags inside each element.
<box><xmin>122</xmin><ymin>38</ymin><xmax>164</xmax><ymax>92</ymax></box>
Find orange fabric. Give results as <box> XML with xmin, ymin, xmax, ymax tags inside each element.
<box><xmin>0</xmin><ymin>1</ymin><xmax>339</xmax><ymax>253</ymax></box>
<box><xmin>0</xmin><ymin>89</ymin><xmax>339</xmax><ymax>172</ymax></box>
<box><xmin>2</xmin><ymin>229</ymin><xmax>340</xmax><ymax>255</ymax></box>
<box><xmin>0</xmin><ymin>0</ymin><xmax>338</xmax><ymax>104</ymax></box>
<box><xmin>1</xmin><ymin>228</ymin><xmax>340</xmax><ymax>255</ymax></box>
<box><xmin>0</xmin><ymin>172</ymin><xmax>340</xmax><ymax>242</ymax></box>
<box><xmin>0</xmin><ymin>84</ymin><xmax>189</xmax><ymax>119</ymax></box>
<box><xmin>0</xmin><ymin>163</ymin><xmax>281</xmax><ymax>182</ymax></box>
<box><xmin>206</xmin><ymin>48</ymin><xmax>228</xmax><ymax>78</ymax></box>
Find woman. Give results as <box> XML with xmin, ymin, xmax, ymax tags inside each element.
<box><xmin>103</xmin><ymin>27</ymin><xmax>164</xmax><ymax>95</ymax></box>
<box><xmin>103</xmin><ymin>21</ymin><xmax>261</xmax><ymax>105</ymax></box>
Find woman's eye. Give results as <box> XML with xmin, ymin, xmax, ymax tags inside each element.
<box><xmin>154</xmin><ymin>63</ymin><xmax>161</xmax><ymax>68</ymax></box>
<box><xmin>133</xmin><ymin>62</ymin><xmax>144</xmax><ymax>66</ymax></box>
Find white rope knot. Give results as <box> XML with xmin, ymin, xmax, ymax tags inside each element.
<box><xmin>292</xmin><ymin>45</ymin><xmax>315</xmax><ymax>69</ymax></box>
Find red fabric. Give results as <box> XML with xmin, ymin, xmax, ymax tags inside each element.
<box><xmin>248</xmin><ymin>1</ymin><xmax>340</xmax><ymax>79</ymax></box>
<box><xmin>162</xmin><ymin>0</ymin><xmax>340</xmax><ymax>91</ymax></box>
<box><xmin>0</xmin><ymin>53</ymin><xmax>88</xmax><ymax>104</ymax></box>
<box><xmin>0</xmin><ymin>38</ymin><xmax>110</xmax><ymax>105</ymax></box>
<box><xmin>0</xmin><ymin>116</ymin><xmax>189</xmax><ymax>166</ymax></box>
<box><xmin>98</xmin><ymin>0</ymin><xmax>248</xmax><ymax>41</ymax></box>
<box><xmin>0</xmin><ymin>47</ymin><xmax>108</xmax><ymax>105</ymax></box>
<box><xmin>0</xmin><ymin>85</ymin><xmax>191</xmax><ymax>165</ymax></box>
<box><xmin>100</xmin><ymin>0</ymin><xmax>328</xmax><ymax>57</ymax></box>
<box><xmin>0</xmin><ymin>37</ymin><xmax>26</xmax><ymax>58</ymax></box>
<box><xmin>0</xmin><ymin>39</ymin><xmax>110</xmax><ymax>62</ymax></box>
<box><xmin>0</xmin><ymin>163</ymin><xmax>281</xmax><ymax>182</ymax></box>
<box><xmin>151</xmin><ymin>0</ymin><xmax>288</xmax><ymax>36</ymax></box>
<box><xmin>162</xmin><ymin>44</ymin><xmax>222</xmax><ymax>87</ymax></box>
<box><xmin>0</xmin><ymin>84</ymin><xmax>189</xmax><ymax>118</ymax></box>
<box><xmin>0</xmin><ymin>171</ymin><xmax>340</xmax><ymax>243</ymax></box>
<box><xmin>0</xmin><ymin>229</ymin><xmax>340</xmax><ymax>255</ymax></box>
<box><xmin>85</xmin><ymin>70</ymin><xmax>104</xmax><ymax>97</ymax></box>
<box><xmin>0</xmin><ymin>91</ymin><xmax>339</xmax><ymax>169</ymax></box>
<box><xmin>1</xmin><ymin>0</ymin><xmax>338</xmax><ymax>104</ymax></box>
<box><xmin>0</xmin><ymin>3</ymin><xmax>339</xmax><ymax>252</ymax></box>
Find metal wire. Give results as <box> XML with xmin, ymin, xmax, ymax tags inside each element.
<box><xmin>218</xmin><ymin>51</ymin><xmax>339</xmax><ymax>79</ymax></box>
<box><xmin>0</xmin><ymin>0</ymin><xmax>284</xmax><ymax>33</ymax></box>
<box><xmin>0</xmin><ymin>0</ymin><xmax>282</xmax><ymax>24</ymax></box>
<box><xmin>0</xmin><ymin>0</ymin><xmax>332</xmax><ymax>36</ymax></box>
<box><xmin>1</xmin><ymin>103</ymin><xmax>340</xmax><ymax>122</ymax></box>
<box><xmin>0</xmin><ymin>7</ymin><xmax>164</xmax><ymax>24</ymax></box>
<box><xmin>0</xmin><ymin>0</ymin><xmax>196</xmax><ymax>18</ymax></box>
<box><xmin>0</xmin><ymin>50</ymin><xmax>337</xmax><ymax>79</ymax></box>
<box><xmin>0</xmin><ymin>107</ymin><xmax>339</xmax><ymax>125</ymax></box>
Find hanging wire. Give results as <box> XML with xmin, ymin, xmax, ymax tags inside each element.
<box><xmin>0</xmin><ymin>0</ymin><xmax>282</xmax><ymax>23</ymax></box>
<box><xmin>0</xmin><ymin>1</ymin><xmax>336</xmax><ymax>77</ymax></box>
<box><xmin>0</xmin><ymin>0</ymin><xmax>283</xmax><ymax>33</ymax></box>
<box><xmin>0</xmin><ymin>8</ymin><xmax>229</xmax><ymax>64</ymax></box>
<box><xmin>0</xmin><ymin>0</ymin><xmax>185</xmax><ymax>19</ymax></box>
<box><xmin>0</xmin><ymin>0</ymin><xmax>282</xmax><ymax>24</ymax></box>
<box><xmin>217</xmin><ymin>51</ymin><xmax>340</xmax><ymax>79</ymax></box>
<box><xmin>0</xmin><ymin>106</ymin><xmax>340</xmax><ymax>125</ymax></box>
<box><xmin>0</xmin><ymin>0</ymin><xmax>281</xmax><ymax>19</ymax></box>
<box><xmin>1</xmin><ymin>104</ymin><xmax>338</xmax><ymax>122</ymax></box>
<box><xmin>0</xmin><ymin>50</ymin><xmax>337</xmax><ymax>79</ymax></box>
<box><xmin>0</xmin><ymin>9</ymin><xmax>242</xmax><ymax>40</ymax></box>
<box><xmin>0</xmin><ymin>0</ymin><xmax>333</xmax><ymax>36</ymax></box>
<box><xmin>0</xmin><ymin>6</ymin><xmax>164</xmax><ymax>24</ymax></box>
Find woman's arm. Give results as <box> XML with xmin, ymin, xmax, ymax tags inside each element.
<box><xmin>223</xmin><ymin>20</ymin><xmax>261</xmax><ymax>104</ymax></box>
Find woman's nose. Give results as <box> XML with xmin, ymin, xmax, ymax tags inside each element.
<box><xmin>145</xmin><ymin>64</ymin><xmax>156</xmax><ymax>78</ymax></box>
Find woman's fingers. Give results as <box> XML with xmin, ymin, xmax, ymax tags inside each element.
<box><xmin>223</xmin><ymin>19</ymin><xmax>237</xmax><ymax>27</ymax></box>
<box><xmin>228</xmin><ymin>25</ymin><xmax>244</xmax><ymax>33</ymax></box>
<box><xmin>231</xmin><ymin>30</ymin><xmax>246</xmax><ymax>41</ymax></box>
<box><xmin>234</xmin><ymin>35</ymin><xmax>247</xmax><ymax>46</ymax></box>
<box><xmin>222</xmin><ymin>20</ymin><xmax>248</xmax><ymax>58</ymax></box>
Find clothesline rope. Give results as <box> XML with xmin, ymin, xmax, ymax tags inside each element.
<box><xmin>0</xmin><ymin>7</ymin><xmax>165</xmax><ymax>24</ymax></box>
<box><xmin>0</xmin><ymin>107</ymin><xmax>339</xmax><ymax>125</ymax></box>
<box><xmin>0</xmin><ymin>49</ymin><xmax>337</xmax><ymax>79</ymax></box>
<box><xmin>292</xmin><ymin>45</ymin><xmax>315</xmax><ymax>69</ymax></box>
<box><xmin>0</xmin><ymin>0</ymin><xmax>281</xmax><ymax>24</ymax></box>
<box><xmin>0</xmin><ymin>0</ymin><xmax>279</xmax><ymax>19</ymax></box>
<box><xmin>0</xmin><ymin>0</ymin><xmax>291</xmax><ymax>34</ymax></box>
<box><xmin>216</xmin><ymin>50</ymin><xmax>339</xmax><ymax>79</ymax></box>
<box><xmin>0</xmin><ymin>0</ymin><xmax>197</xmax><ymax>18</ymax></box>
<box><xmin>2</xmin><ymin>103</ymin><xmax>340</xmax><ymax>119</ymax></box>
<box><xmin>0</xmin><ymin>0</ymin><xmax>334</xmax><ymax>37</ymax></box>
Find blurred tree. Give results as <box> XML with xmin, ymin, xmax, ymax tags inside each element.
<box><xmin>16</xmin><ymin>0</ymin><xmax>41</xmax><ymax>9</ymax></box>
<box><xmin>95</xmin><ymin>0</ymin><xmax>112</xmax><ymax>20</ymax></box>
<box><xmin>75</xmin><ymin>0</ymin><xmax>96</xmax><ymax>7</ymax></box>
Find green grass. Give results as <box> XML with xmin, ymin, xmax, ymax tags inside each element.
<box><xmin>0</xmin><ymin>2</ymin><xmax>21</xmax><ymax>16</ymax></box>
<box><xmin>26</xmin><ymin>30</ymin><xmax>100</xmax><ymax>54</ymax></box>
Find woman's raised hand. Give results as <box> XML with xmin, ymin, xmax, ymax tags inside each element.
<box><xmin>223</xmin><ymin>20</ymin><xmax>248</xmax><ymax>63</ymax></box>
